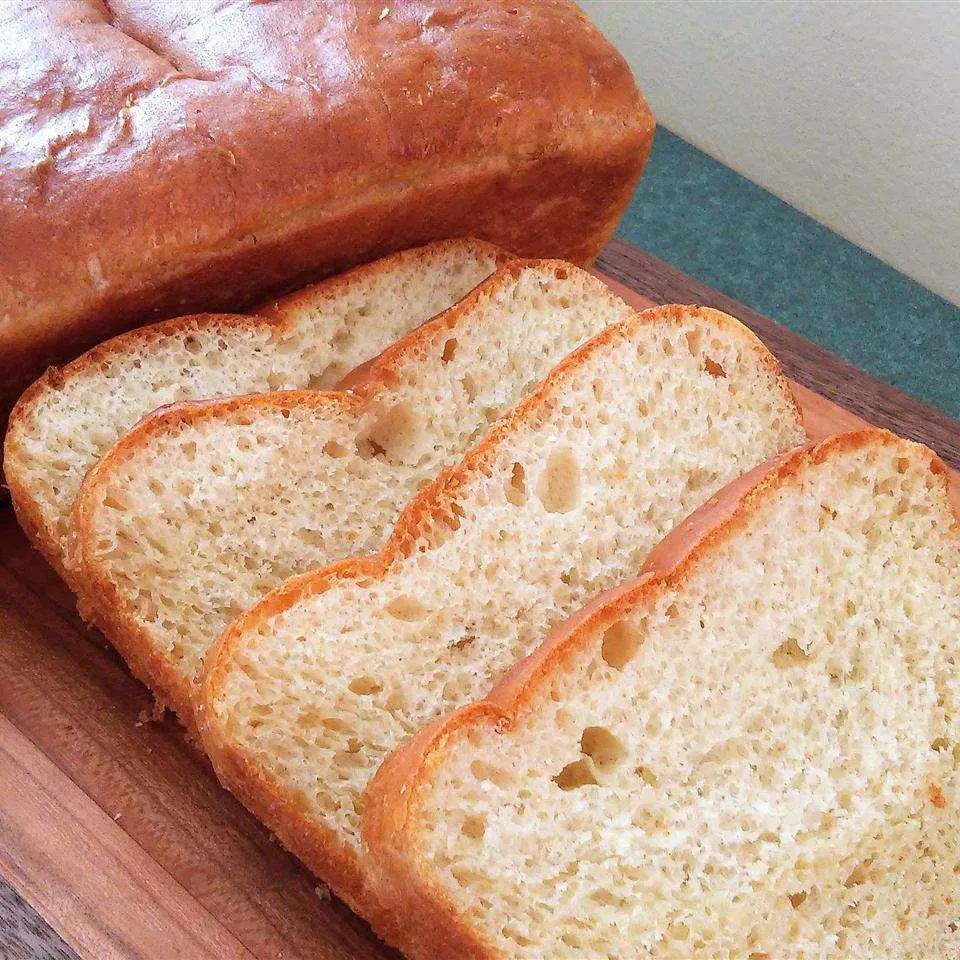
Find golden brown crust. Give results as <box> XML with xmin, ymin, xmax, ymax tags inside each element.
<box><xmin>197</xmin><ymin>301</ymin><xmax>802</xmax><ymax>923</ymax></box>
<box><xmin>4</xmin><ymin>238</ymin><xmax>510</xmax><ymax>573</ymax></box>
<box><xmin>0</xmin><ymin>0</ymin><xmax>654</xmax><ymax>437</ymax></box>
<box><xmin>360</xmin><ymin>428</ymin><xmax>956</xmax><ymax>960</ymax></box>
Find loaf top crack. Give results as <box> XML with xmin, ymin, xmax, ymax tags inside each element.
<box><xmin>199</xmin><ymin>301</ymin><xmax>805</xmax><ymax>909</ymax></box>
<box><xmin>362</xmin><ymin>430</ymin><xmax>960</xmax><ymax>960</ymax></box>
<box><xmin>4</xmin><ymin>238</ymin><xmax>505</xmax><ymax>580</ymax></box>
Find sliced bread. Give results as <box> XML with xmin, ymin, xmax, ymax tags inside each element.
<box><xmin>4</xmin><ymin>238</ymin><xmax>506</xmax><ymax>579</ymax></box>
<box><xmin>198</xmin><ymin>304</ymin><xmax>806</xmax><ymax>910</ymax></box>
<box><xmin>363</xmin><ymin>430</ymin><xmax>960</xmax><ymax>960</ymax></box>
<box><xmin>70</xmin><ymin>261</ymin><xmax>639</xmax><ymax>729</ymax></box>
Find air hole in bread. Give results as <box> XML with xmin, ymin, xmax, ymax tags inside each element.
<box><xmin>307</xmin><ymin>366</ymin><xmax>339</xmax><ymax>390</ymax></box>
<box><xmin>450</xmin><ymin>632</ymin><xmax>476</xmax><ymax>652</ymax></box>
<box><xmin>554</xmin><ymin>707</ymin><xmax>575</xmax><ymax>729</ymax></box>
<box><xmin>844</xmin><ymin>860</ymin><xmax>873</xmax><ymax>887</ymax></box>
<box><xmin>661</xmin><ymin>337</ymin><xmax>676</xmax><ymax>357</ymax></box>
<box><xmin>461</xmin><ymin>373</ymin><xmax>478</xmax><ymax>401</ymax></box>
<box><xmin>384</xmin><ymin>691</ymin><xmax>406</xmax><ymax>713</ymax></box>
<box><xmin>685</xmin><ymin>328</ymin><xmax>702</xmax><ymax>356</ymax></box>
<box><xmin>183</xmin><ymin>335</ymin><xmax>202</xmax><ymax>355</ymax></box>
<box><xmin>470</xmin><ymin>760</ymin><xmax>511</xmax><ymax>787</ymax></box>
<box><xmin>581</xmin><ymin>726</ymin><xmax>626</xmax><ymax>772</ymax></box>
<box><xmin>448</xmin><ymin>500</ymin><xmax>467</xmax><ymax>527</ymax></box>
<box><xmin>788</xmin><ymin>891</ymin><xmax>808</xmax><ymax>909</ymax></box>
<box><xmin>636</xmin><ymin>764</ymin><xmax>658</xmax><ymax>787</ymax></box>
<box><xmin>348</xmin><ymin>676</ymin><xmax>382</xmax><ymax>696</ymax></box>
<box><xmin>553</xmin><ymin>758</ymin><xmax>599</xmax><ymax>791</ymax></box>
<box><xmin>385</xmin><ymin>595</ymin><xmax>429</xmax><ymax>621</ymax></box>
<box><xmin>818</xmin><ymin>504</ymin><xmax>838</xmax><ymax>531</ymax></box>
<box><xmin>554</xmin><ymin>266</ymin><xmax>569</xmax><ymax>280</ymax></box>
<box><xmin>601</xmin><ymin>620</ymin><xmax>643</xmax><ymax>670</ymax></box>
<box><xmin>704</xmin><ymin>356</ymin><xmax>727</xmax><ymax>378</ymax></box>
<box><xmin>426</xmin><ymin>500</ymin><xmax>468</xmax><ymax>550</ymax></box>
<box><xmin>505</xmin><ymin>462</ymin><xmax>527</xmax><ymax>506</ymax></box>
<box><xmin>299</xmin><ymin>529</ymin><xmax>325</xmax><ymax>548</ymax></box>
<box><xmin>357</xmin><ymin>436</ymin><xmax>386</xmax><ymax>459</ymax></box>
<box><xmin>461</xmin><ymin>816</ymin><xmax>486</xmax><ymax>839</ymax></box>
<box><xmin>771</xmin><ymin>637</ymin><xmax>810</xmax><ymax>669</ymax></box>
<box><xmin>536</xmin><ymin>446</ymin><xmax>580</xmax><ymax>514</ymax></box>
<box><xmin>359</xmin><ymin>401</ymin><xmax>422</xmax><ymax>464</ymax></box>
<box><xmin>322</xmin><ymin>439</ymin><xmax>349</xmax><ymax>458</ymax></box>
<box><xmin>319</xmin><ymin>715</ymin><xmax>352</xmax><ymax>734</ymax></box>
<box><xmin>932</xmin><ymin>737</ymin><xmax>951</xmax><ymax>753</ymax></box>
<box><xmin>928</xmin><ymin>785</ymin><xmax>947</xmax><ymax>809</ymax></box>
<box><xmin>589</xmin><ymin>888</ymin><xmax>622</xmax><ymax>908</ymax></box>
<box><xmin>334</xmin><ymin>747</ymin><xmax>364</xmax><ymax>769</ymax></box>
<box><xmin>331</xmin><ymin>326</ymin><xmax>354</xmax><ymax>350</ymax></box>
<box><xmin>441</xmin><ymin>338</ymin><xmax>458</xmax><ymax>363</ymax></box>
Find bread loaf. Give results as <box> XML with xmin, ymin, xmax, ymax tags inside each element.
<box><xmin>70</xmin><ymin>261</ymin><xmax>637</xmax><ymax>728</ymax></box>
<box><xmin>0</xmin><ymin>0</ymin><xmax>653</xmax><ymax>439</ymax></box>
<box><xmin>5</xmin><ymin>239</ymin><xmax>505</xmax><ymax>579</ymax></box>
<box><xmin>363</xmin><ymin>430</ymin><xmax>960</xmax><ymax>960</ymax></box>
<box><xmin>199</xmin><ymin>304</ymin><xmax>805</xmax><ymax>910</ymax></box>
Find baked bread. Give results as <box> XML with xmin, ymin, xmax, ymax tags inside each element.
<box><xmin>0</xmin><ymin>0</ymin><xmax>654</xmax><ymax>441</ymax></box>
<box><xmin>5</xmin><ymin>239</ymin><xmax>505</xmax><ymax>580</ymax></box>
<box><xmin>362</xmin><ymin>429</ymin><xmax>960</xmax><ymax>960</ymax></box>
<box><xmin>199</xmin><ymin>304</ymin><xmax>806</xmax><ymax>911</ymax></box>
<box><xmin>70</xmin><ymin>261</ymin><xmax>638</xmax><ymax>729</ymax></box>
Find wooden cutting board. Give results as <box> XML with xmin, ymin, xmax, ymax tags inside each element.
<box><xmin>1</xmin><ymin>239</ymin><xmax>958</xmax><ymax>960</ymax></box>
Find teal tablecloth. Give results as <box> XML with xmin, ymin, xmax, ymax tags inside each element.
<box><xmin>617</xmin><ymin>129</ymin><xmax>959</xmax><ymax>419</ymax></box>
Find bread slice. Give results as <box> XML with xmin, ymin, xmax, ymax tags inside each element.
<box><xmin>4</xmin><ymin>238</ymin><xmax>506</xmax><ymax>580</ymax></box>
<box><xmin>70</xmin><ymin>261</ymin><xmax>641</xmax><ymax>730</ymax></box>
<box><xmin>198</xmin><ymin>304</ymin><xmax>806</xmax><ymax>911</ymax></box>
<box><xmin>362</xmin><ymin>430</ymin><xmax>960</xmax><ymax>960</ymax></box>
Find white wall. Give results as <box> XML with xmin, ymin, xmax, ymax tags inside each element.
<box><xmin>583</xmin><ymin>0</ymin><xmax>960</xmax><ymax>305</ymax></box>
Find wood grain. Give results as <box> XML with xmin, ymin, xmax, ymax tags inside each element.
<box><xmin>0</xmin><ymin>240</ymin><xmax>957</xmax><ymax>959</ymax></box>
<box><xmin>0</xmin><ymin>714</ymin><xmax>254</xmax><ymax>960</ymax></box>
<box><xmin>0</xmin><ymin>878</ymin><xmax>79</xmax><ymax>960</ymax></box>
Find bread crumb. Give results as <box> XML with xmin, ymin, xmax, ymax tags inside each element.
<box><xmin>136</xmin><ymin>699</ymin><xmax>166</xmax><ymax>726</ymax></box>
